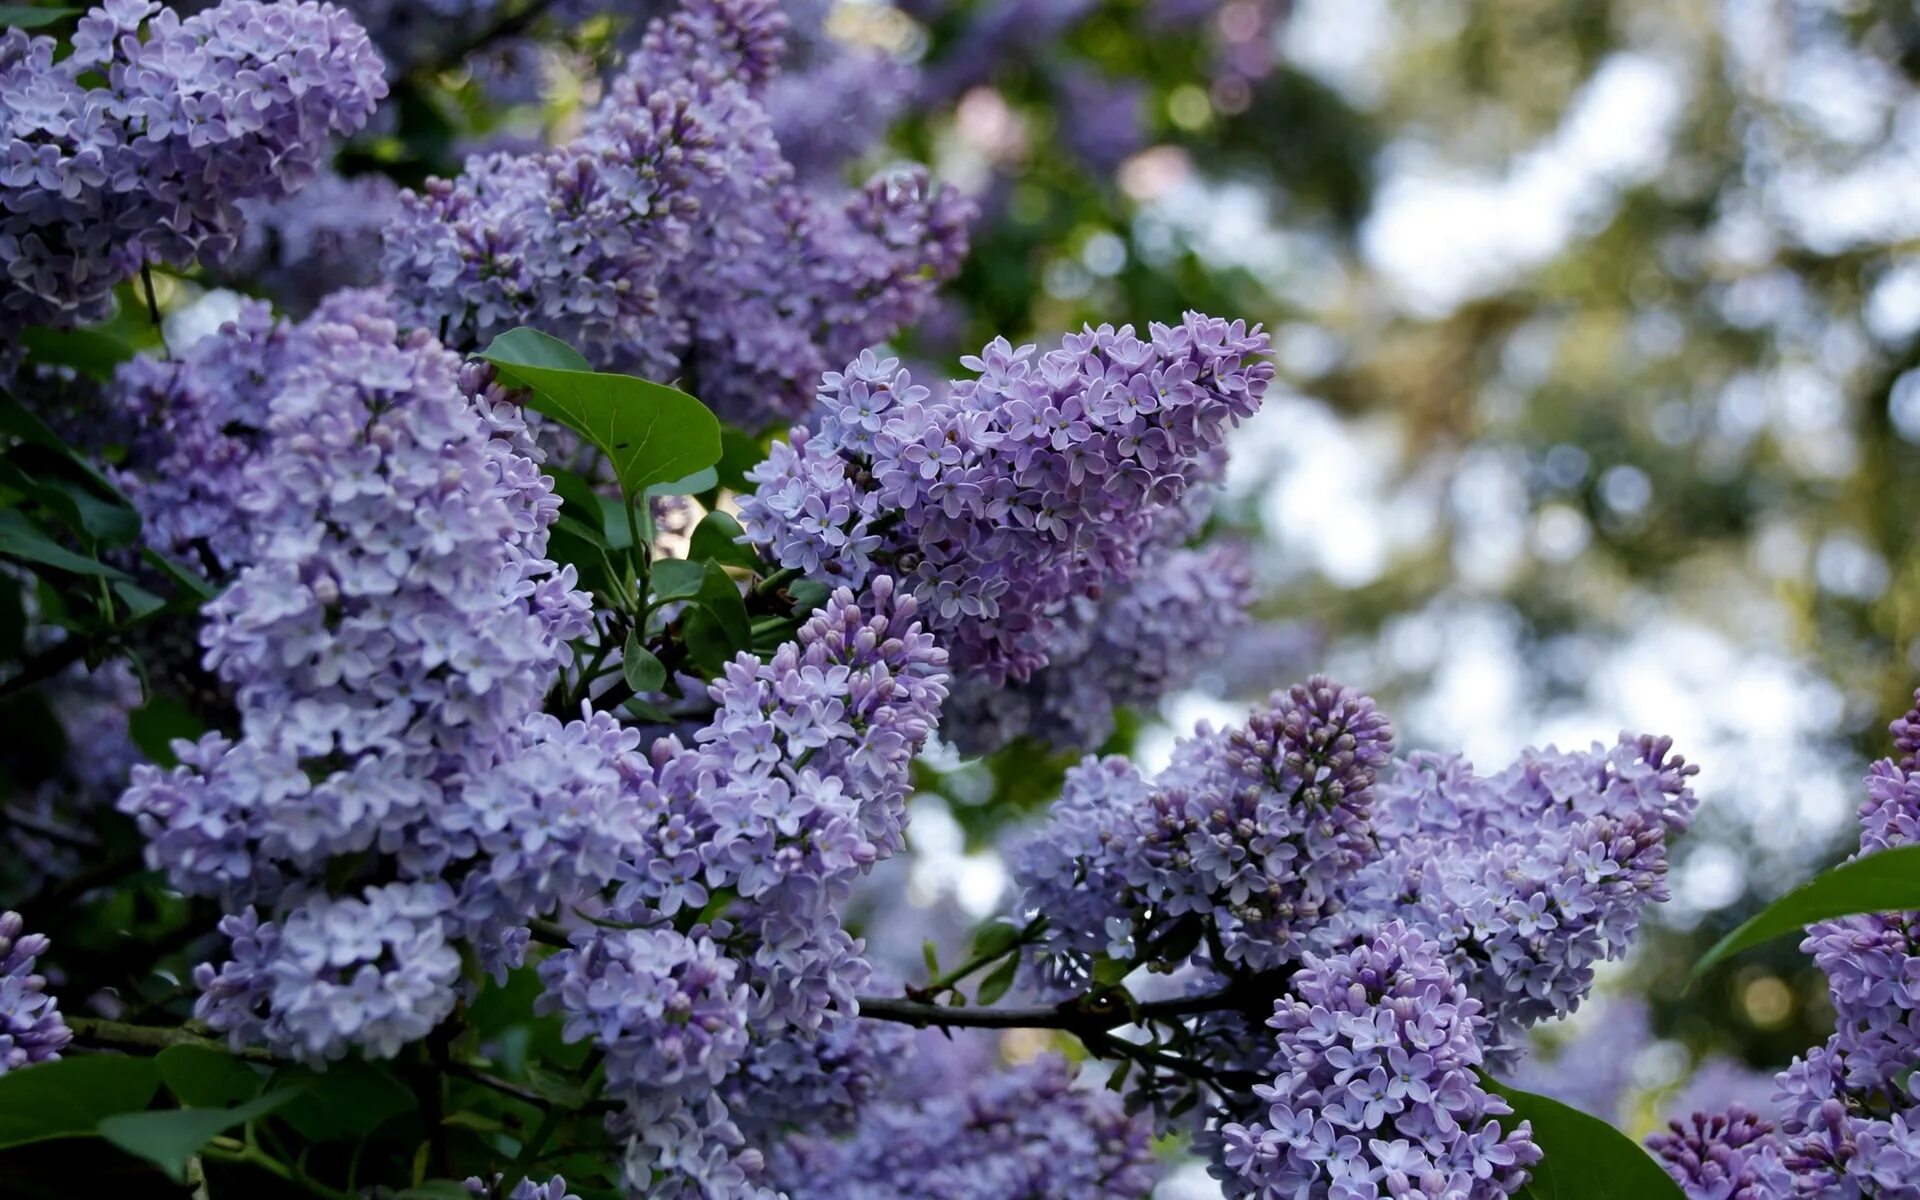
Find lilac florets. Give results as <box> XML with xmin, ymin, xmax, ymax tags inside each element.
<box><xmin>381</xmin><ymin>0</ymin><xmax>969</xmax><ymax>429</ymax></box>
<box><xmin>1212</xmin><ymin>923</ymin><xmax>1539</xmax><ymax>1200</ymax></box>
<box><xmin>740</xmin><ymin>316</ymin><xmax>1273</xmax><ymax>682</ymax></box>
<box><xmin>1647</xmin><ymin>1106</ymin><xmax>1792</xmax><ymax>1200</ymax></box>
<box><xmin>0</xmin><ymin>912</ymin><xmax>70</xmax><ymax>1076</ymax></box>
<box><xmin>1013</xmin><ymin>677</ymin><xmax>1393</xmax><ymax>982</ymax></box>
<box><xmin>194</xmin><ymin>883</ymin><xmax>461</xmax><ymax>1063</ymax></box>
<box><xmin>769</xmin><ymin>1054</ymin><xmax>1160</xmax><ymax>1200</ymax></box>
<box><xmin>1337</xmin><ymin>737</ymin><xmax>1699</xmax><ymax>1065</ymax></box>
<box><xmin>2</xmin><ymin>0</ymin><xmax>387</xmax><ymax>327</ymax></box>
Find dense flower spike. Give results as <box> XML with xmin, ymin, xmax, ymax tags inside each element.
<box><xmin>1014</xmin><ymin>677</ymin><xmax>1393</xmax><ymax>983</ymax></box>
<box><xmin>465</xmin><ymin>1176</ymin><xmax>582</xmax><ymax>1200</ymax></box>
<box><xmin>944</xmin><ymin>541</ymin><xmax>1254</xmax><ymax>753</ymax></box>
<box><xmin>538</xmin><ymin>927</ymin><xmax>750</xmax><ymax>1105</ymax></box>
<box><xmin>740</xmin><ymin>318</ymin><xmax>1272</xmax><ymax>681</ymax></box>
<box><xmin>769</xmin><ymin>1054</ymin><xmax>1159</xmax><ymax>1199</ymax></box>
<box><xmin>118</xmin><ymin>292</ymin><xmax>591</xmax><ymax>907</ymax></box>
<box><xmin>1647</xmin><ymin>1107</ymin><xmax>1792</xmax><ymax>1200</ymax></box>
<box><xmin>1761</xmin><ymin>755</ymin><xmax>1920</xmax><ymax>1195</ymax></box>
<box><xmin>0</xmin><ymin>0</ymin><xmax>386</xmax><ymax>327</ymax></box>
<box><xmin>382</xmin><ymin>0</ymin><xmax>970</xmax><ymax>428</ymax></box>
<box><xmin>1213</xmin><ymin>924</ymin><xmax>1539</xmax><ymax>1200</ymax></box>
<box><xmin>224</xmin><ymin>169</ymin><xmax>402</xmax><ymax>313</ymax></box>
<box><xmin>1336</xmin><ymin>738</ymin><xmax>1699</xmax><ymax>1064</ymax></box>
<box><xmin>0</xmin><ymin>912</ymin><xmax>69</xmax><ymax>1076</ymax></box>
<box><xmin>194</xmin><ymin>884</ymin><xmax>461</xmax><ymax>1063</ymax></box>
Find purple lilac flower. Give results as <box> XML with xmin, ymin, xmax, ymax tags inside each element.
<box><xmin>1767</xmin><ymin>752</ymin><xmax>1920</xmax><ymax>1196</ymax></box>
<box><xmin>615</xmin><ymin>578</ymin><xmax>948</xmax><ymax>1032</ymax></box>
<box><xmin>1013</xmin><ymin>678</ymin><xmax>1392</xmax><ymax>984</ymax></box>
<box><xmin>464</xmin><ymin>1175</ymin><xmax>581</xmax><ymax>1200</ymax></box>
<box><xmin>1213</xmin><ymin>923</ymin><xmax>1538</xmax><ymax>1200</ymax></box>
<box><xmin>1337</xmin><ymin>738</ymin><xmax>1699</xmax><ymax>1066</ymax></box>
<box><xmin>111</xmin><ymin>298</ymin><xmax>308</xmax><ymax>573</ymax></box>
<box><xmin>193</xmin><ymin>883</ymin><xmax>461</xmax><ymax>1063</ymax></box>
<box><xmin>0</xmin><ymin>912</ymin><xmax>70</xmax><ymax>1075</ymax></box>
<box><xmin>1647</xmin><ymin>1106</ymin><xmax>1792</xmax><ymax>1200</ymax></box>
<box><xmin>118</xmin><ymin>292</ymin><xmax>592</xmax><ymax>908</ymax></box>
<box><xmin>768</xmin><ymin>1054</ymin><xmax>1160</xmax><ymax>1200</ymax></box>
<box><xmin>764</xmin><ymin>43</ymin><xmax>918</xmax><ymax>181</ymax></box>
<box><xmin>222</xmin><ymin>169</ymin><xmax>403</xmax><ymax>314</ymax></box>
<box><xmin>382</xmin><ymin>0</ymin><xmax>970</xmax><ymax>429</ymax></box>
<box><xmin>1</xmin><ymin>0</ymin><xmax>386</xmax><ymax>328</ymax></box>
<box><xmin>538</xmin><ymin>926</ymin><xmax>751</xmax><ymax>1105</ymax></box>
<box><xmin>943</xmin><ymin>541</ymin><xmax>1254</xmax><ymax>753</ymax></box>
<box><xmin>740</xmin><ymin>317</ymin><xmax>1273</xmax><ymax>682</ymax></box>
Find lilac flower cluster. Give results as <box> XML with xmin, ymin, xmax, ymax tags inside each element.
<box><xmin>464</xmin><ymin>1176</ymin><xmax>581</xmax><ymax>1200</ymax></box>
<box><xmin>1727</xmin><ymin>755</ymin><xmax>1920</xmax><ymax>1196</ymax></box>
<box><xmin>382</xmin><ymin>0</ymin><xmax>971</xmax><ymax>428</ymax></box>
<box><xmin>0</xmin><ymin>912</ymin><xmax>69</xmax><ymax>1076</ymax></box>
<box><xmin>1013</xmin><ymin>677</ymin><xmax>1393</xmax><ymax>983</ymax></box>
<box><xmin>1213</xmin><ymin>924</ymin><xmax>1539</xmax><ymax>1200</ymax></box>
<box><xmin>1</xmin><ymin>0</ymin><xmax>386</xmax><ymax>328</ymax></box>
<box><xmin>113</xmin><ymin>293</ymin><xmax>622</xmax><ymax>1059</ymax></box>
<box><xmin>944</xmin><ymin>541</ymin><xmax>1254</xmax><ymax>753</ymax></box>
<box><xmin>224</xmin><ymin>169</ymin><xmax>403</xmax><ymax>314</ymax></box>
<box><xmin>1337</xmin><ymin>738</ymin><xmax>1699</xmax><ymax>1065</ymax></box>
<box><xmin>622</xmin><ymin>583</ymin><xmax>944</xmax><ymax>1030</ymax></box>
<box><xmin>740</xmin><ymin>316</ymin><xmax>1273</xmax><ymax>683</ymax></box>
<box><xmin>769</xmin><ymin>1054</ymin><xmax>1159</xmax><ymax>1200</ymax></box>
<box><xmin>1647</xmin><ymin>1106</ymin><xmax>1792</xmax><ymax>1200</ymax></box>
<box><xmin>537</xmin><ymin>927</ymin><xmax>750</xmax><ymax>1106</ymax></box>
<box><xmin>194</xmin><ymin>883</ymin><xmax>461</xmax><ymax>1062</ymax></box>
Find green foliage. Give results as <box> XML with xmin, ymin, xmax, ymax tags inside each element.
<box><xmin>1692</xmin><ymin>844</ymin><xmax>1920</xmax><ymax>981</ymax></box>
<box><xmin>0</xmin><ymin>1056</ymin><xmax>159</xmax><ymax>1150</ymax></box>
<box><xmin>1481</xmin><ymin>1076</ymin><xmax>1685</xmax><ymax>1200</ymax></box>
<box><xmin>99</xmin><ymin>1086</ymin><xmax>306</xmax><ymax>1182</ymax></box>
<box><xmin>478</xmin><ymin>329</ymin><xmax>721</xmax><ymax>502</ymax></box>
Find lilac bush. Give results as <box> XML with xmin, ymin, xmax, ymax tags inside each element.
<box><xmin>0</xmin><ymin>0</ymin><xmax>1891</xmax><ymax>1197</ymax></box>
<box><xmin>1</xmin><ymin>0</ymin><xmax>385</xmax><ymax>328</ymax></box>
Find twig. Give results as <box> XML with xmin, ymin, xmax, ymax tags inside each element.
<box><xmin>67</xmin><ymin>1017</ymin><xmax>275</xmax><ymax>1062</ymax></box>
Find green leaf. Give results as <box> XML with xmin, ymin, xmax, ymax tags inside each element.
<box><xmin>525</xmin><ymin>1064</ymin><xmax>590</xmax><ymax>1110</ymax></box>
<box><xmin>650</xmin><ymin>558</ymin><xmax>706</xmax><ymax>601</ymax></box>
<box><xmin>0</xmin><ymin>1056</ymin><xmax>160</xmax><ymax>1150</ymax></box>
<box><xmin>713</xmin><ymin>424</ymin><xmax>766</xmax><ymax>492</ymax></box>
<box><xmin>0</xmin><ymin>390</ymin><xmax>129</xmax><ymax>498</ymax></box>
<box><xmin>0</xmin><ymin>6</ymin><xmax>78</xmax><ymax>29</ymax></box>
<box><xmin>155</xmin><ymin>1044</ymin><xmax>266</xmax><ymax>1108</ymax></box>
<box><xmin>100</xmin><ymin>1086</ymin><xmax>305</xmax><ymax>1183</ymax></box>
<box><xmin>0</xmin><ymin>506</ymin><xmax>130</xmax><ymax>579</ymax></box>
<box><xmin>690</xmin><ymin>561</ymin><xmax>750</xmax><ymax>648</ymax></box>
<box><xmin>975</xmin><ymin>956</ymin><xmax>1019</xmax><ymax>1006</ymax></box>
<box><xmin>480</xmin><ymin>330</ymin><xmax>721</xmax><ymax>501</ymax></box>
<box><xmin>396</xmin><ymin>1182</ymin><xmax>486</xmax><ymax>1200</ymax></box>
<box><xmin>1091</xmin><ymin>955</ymin><xmax>1132</xmax><ymax>988</ymax></box>
<box><xmin>20</xmin><ymin>326</ymin><xmax>136</xmax><ymax>380</ymax></box>
<box><xmin>1481</xmin><ymin>1076</ymin><xmax>1686</xmax><ymax>1200</ymax></box>
<box><xmin>129</xmin><ymin>696</ymin><xmax>207</xmax><ymax>768</ymax></box>
<box><xmin>647</xmin><ymin>466</ymin><xmax>717</xmax><ymax>497</ymax></box>
<box><xmin>0</xmin><ymin>508</ymin><xmax>130</xmax><ymax>579</ymax></box>
<box><xmin>270</xmin><ymin>1060</ymin><xmax>416</xmax><ymax>1142</ymax></box>
<box><xmin>970</xmin><ymin>920</ymin><xmax>1023</xmax><ymax>961</ymax></box>
<box><xmin>623</xmin><ymin>631</ymin><xmax>665</xmax><ymax>694</ymax></box>
<box><xmin>689</xmin><ymin>511</ymin><xmax>760</xmax><ymax>570</ymax></box>
<box><xmin>1692</xmin><ymin>844</ymin><xmax>1920</xmax><ymax>983</ymax></box>
<box><xmin>922</xmin><ymin>941</ymin><xmax>940</xmax><ymax>978</ymax></box>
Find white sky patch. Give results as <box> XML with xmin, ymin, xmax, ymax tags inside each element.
<box><xmin>1361</xmin><ymin>53</ymin><xmax>1687</xmax><ymax>316</ymax></box>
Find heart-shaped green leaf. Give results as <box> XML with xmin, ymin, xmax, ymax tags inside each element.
<box><xmin>1692</xmin><ymin>844</ymin><xmax>1920</xmax><ymax>982</ymax></box>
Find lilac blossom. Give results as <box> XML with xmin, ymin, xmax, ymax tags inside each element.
<box><xmin>1</xmin><ymin>0</ymin><xmax>386</xmax><ymax>328</ymax></box>
<box><xmin>1211</xmin><ymin>923</ymin><xmax>1539</xmax><ymax>1200</ymax></box>
<box><xmin>1012</xmin><ymin>677</ymin><xmax>1393</xmax><ymax>984</ymax></box>
<box><xmin>943</xmin><ymin>541</ymin><xmax>1254</xmax><ymax>753</ymax></box>
<box><xmin>1335</xmin><ymin>738</ymin><xmax>1699</xmax><ymax>1065</ymax></box>
<box><xmin>193</xmin><ymin>883</ymin><xmax>461</xmax><ymax>1063</ymax></box>
<box><xmin>465</xmin><ymin>1176</ymin><xmax>582</xmax><ymax>1200</ymax></box>
<box><xmin>1647</xmin><ymin>1106</ymin><xmax>1792</xmax><ymax>1200</ymax></box>
<box><xmin>223</xmin><ymin>169</ymin><xmax>403</xmax><ymax>314</ymax></box>
<box><xmin>0</xmin><ymin>912</ymin><xmax>69</xmax><ymax>1075</ymax></box>
<box><xmin>382</xmin><ymin>0</ymin><xmax>970</xmax><ymax>429</ymax></box>
<box><xmin>740</xmin><ymin>317</ymin><xmax>1273</xmax><ymax>682</ymax></box>
<box><xmin>768</xmin><ymin>1054</ymin><xmax>1159</xmax><ymax>1199</ymax></box>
